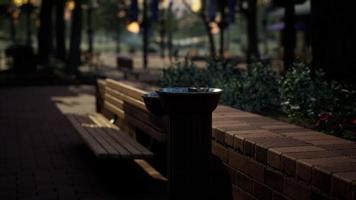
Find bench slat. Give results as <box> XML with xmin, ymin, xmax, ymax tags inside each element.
<box><xmin>66</xmin><ymin>113</ymin><xmax>153</xmax><ymax>159</ymax></box>
<box><xmin>104</xmin><ymin>101</ymin><xmax>125</xmax><ymax>120</ymax></box>
<box><xmin>106</xmin><ymin>87</ymin><xmax>147</xmax><ymax>111</ymax></box>
<box><xmin>107</xmin><ymin>79</ymin><xmax>146</xmax><ymax>101</ymax></box>
<box><xmin>73</xmin><ymin>114</ymin><xmax>120</xmax><ymax>157</ymax></box>
<box><xmin>67</xmin><ymin>114</ymin><xmax>107</xmax><ymax>157</ymax></box>
<box><xmin>105</xmin><ymin>93</ymin><xmax>124</xmax><ymax>110</ymax></box>
<box><xmin>103</xmin><ymin>127</ymin><xmax>146</xmax><ymax>156</ymax></box>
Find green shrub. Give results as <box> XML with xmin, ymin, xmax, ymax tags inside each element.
<box><xmin>279</xmin><ymin>63</ymin><xmax>337</xmax><ymax>123</ymax></box>
<box><xmin>237</xmin><ymin>62</ymin><xmax>281</xmax><ymax>113</ymax></box>
<box><xmin>160</xmin><ymin>60</ymin><xmax>210</xmax><ymax>87</ymax></box>
<box><xmin>160</xmin><ymin>59</ymin><xmax>281</xmax><ymax>114</ymax></box>
<box><xmin>160</xmin><ymin>59</ymin><xmax>242</xmax><ymax>106</ymax></box>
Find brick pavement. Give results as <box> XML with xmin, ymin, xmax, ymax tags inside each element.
<box><xmin>0</xmin><ymin>86</ymin><xmax>166</xmax><ymax>200</ymax></box>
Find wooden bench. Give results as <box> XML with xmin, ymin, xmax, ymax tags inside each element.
<box><xmin>65</xmin><ymin>79</ymin><xmax>161</xmax><ymax>159</ymax></box>
<box><xmin>103</xmin><ymin>79</ymin><xmax>166</xmax><ymax>142</ymax></box>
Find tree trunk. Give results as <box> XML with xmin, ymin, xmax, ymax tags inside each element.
<box><xmin>246</xmin><ymin>0</ymin><xmax>259</xmax><ymax>59</ymax></box>
<box><xmin>218</xmin><ymin>1</ymin><xmax>227</xmax><ymax>59</ymax></box>
<box><xmin>67</xmin><ymin>0</ymin><xmax>82</xmax><ymax>74</ymax></box>
<box><xmin>310</xmin><ymin>0</ymin><xmax>356</xmax><ymax>83</ymax></box>
<box><xmin>142</xmin><ymin>0</ymin><xmax>149</xmax><ymax>69</ymax></box>
<box><xmin>38</xmin><ymin>0</ymin><xmax>53</xmax><ymax>66</ymax></box>
<box><xmin>10</xmin><ymin>15</ymin><xmax>16</xmax><ymax>44</ymax></box>
<box><xmin>87</xmin><ymin>6</ymin><xmax>94</xmax><ymax>55</ymax></box>
<box><xmin>55</xmin><ymin>0</ymin><xmax>66</xmax><ymax>61</ymax></box>
<box><xmin>24</xmin><ymin>3</ymin><xmax>33</xmax><ymax>46</ymax></box>
<box><xmin>201</xmin><ymin>0</ymin><xmax>216</xmax><ymax>58</ymax></box>
<box><xmin>160</xmin><ymin>11</ymin><xmax>166</xmax><ymax>59</ymax></box>
<box><xmin>283</xmin><ymin>2</ymin><xmax>296</xmax><ymax>71</ymax></box>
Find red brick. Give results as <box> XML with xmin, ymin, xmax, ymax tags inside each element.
<box><xmin>291</xmin><ymin>133</ymin><xmax>334</xmax><ymax>141</ymax></box>
<box><xmin>225</xmin><ymin>131</ymin><xmax>237</xmax><ymax>147</ymax></box>
<box><xmin>333</xmin><ymin>148</ymin><xmax>356</xmax><ymax>157</ymax></box>
<box><xmin>312</xmin><ymin>166</ymin><xmax>331</xmax><ymax>193</ymax></box>
<box><xmin>232</xmin><ymin>185</ymin><xmax>257</xmax><ymax>200</ymax></box>
<box><xmin>269</xmin><ymin>146</ymin><xmax>326</xmax><ymax>172</ymax></box>
<box><xmin>253</xmin><ymin>181</ymin><xmax>273</xmax><ymax>200</ymax></box>
<box><xmin>213</xmin><ymin>128</ymin><xmax>226</xmax><ymax>144</ymax></box>
<box><xmin>243</xmin><ymin>139</ymin><xmax>256</xmax><ymax>157</ymax></box>
<box><xmin>319</xmin><ymin>143</ymin><xmax>356</xmax><ymax>150</ymax></box>
<box><xmin>212</xmin><ymin>142</ymin><xmax>229</xmax><ymax>163</ymax></box>
<box><xmin>296</xmin><ymin>160</ymin><xmax>313</xmax><ymax>183</ymax></box>
<box><xmin>267</xmin><ymin>149</ymin><xmax>282</xmax><ymax>170</ymax></box>
<box><xmin>280</xmin><ymin>131</ymin><xmax>319</xmax><ymax>137</ymax></box>
<box><xmin>235</xmin><ymin>171</ymin><xmax>254</xmax><ymax>193</ymax></box>
<box><xmin>310</xmin><ymin>188</ymin><xmax>330</xmax><ymax>200</ymax></box>
<box><xmin>233</xmin><ymin>134</ymin><xmax>245</xmax><ymax>153</ymax></box>
<box><xmin>264</xmin><ymin>168</ymin><xmax>284</xmax><ymax>192</ymax></box>
<box><xmin>280</xmin><ymin>150</ymin><xmax>340</xmax><ymax>177</ymax></box>
<box><xmin>228</xmin><ymin>149</ymin><xmax>265</xmax><ymax>183</ymax></box>
<box><xmin>272</xmin><ymin>192</ymin><xmax>290</xmax><ymax>200</ymax></box>
<box><xmin>284</xmin><ymin>150</ymin><xmax>340</xmax><ymax>160</ymax></box>
<box><xmin>261</xmin><ymin>124</ymin><xmax>301</xmax><ymax>130</ymax></box>
<box><xmin>307</xmin><ymin>139</ymin><xmax>353</xmax><ymax>146</ymax></box>
<box><xmin>331</xmin><ymin>172</ymin><xmax>356</xmax><ymax>200</ymax></box>
<box><xmin>283</xmin><ymin>177</ymin><xmax>311</xmax><ymax>200</ymax></box>
<box><xmin>281</xmin><ymin>155</ymin><xmax>296</xmax><ymax>177</ymax></box>
<box><xmin>215</xmin><ymin>124</ymin><xmax>256</xmax><ymax>132</ymax></box>
<box><xmin>250</xmin><ymin>137</ymin><xmax>308</xmax><ymax>165</ymax></box>
<box><xmin>224</xmin><ymin>163</ymin><xmax>236</xmax><ymax>185</ymax></box>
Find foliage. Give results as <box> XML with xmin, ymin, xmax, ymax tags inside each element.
<box><xmin>160</xmin><ymin>59</ymin><xmax>280</xmax><ymax>114</ymax></box>
<box><xmin>280</xmin><ymin>63</ymin><xmax>356</xmax><ymax>137</ymax></box>
<box><xmin>160</xmin><ymin>59</ymin><xmax>210</xmax><ymax>87</ymax></box>
<box><xmin>161</xmin><ymin>60</ymin><xmax>356</xmax><ymax>138</ymax></box>
<box><xmin>236</xmin><ymin>62</ymin><xmax>280</xmax><ymax>113</ymax></box>
<box><xmin>160</xmin><ymin>59</ymin><xmax>242</xmax><ymax>107</ymax></box>
<box><xmin>279</xmin><ymin>63</ymin><xmax>331</xmax><ymax>123</ymax></box>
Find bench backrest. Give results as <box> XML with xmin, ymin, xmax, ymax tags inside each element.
<box><xmin>104</xmin><ymin>79</ymin><xmax>147</xmax><ymax>120</ymax></box>
<box><xmin>101</xmin><ymin>79</ymin><xmax>166</xmax><ymax>142</ymax></box>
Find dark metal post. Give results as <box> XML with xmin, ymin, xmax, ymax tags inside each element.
<box><xmin>157</xmin><ymin>88</ymin><xmax>222</xmax><ymax>200</ymax></box>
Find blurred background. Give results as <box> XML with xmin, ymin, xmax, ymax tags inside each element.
<box><xmin>0</xmin><ymin>0</ymin><xmax>355</xmax><ymax>83</ymax></box>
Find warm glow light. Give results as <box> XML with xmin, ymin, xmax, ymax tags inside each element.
<box><xmin>191</xmin><ymin>0</ymin><xmax>201</xmax><ymax>12</ymax></box>
<box><xmin>66</xmin><ymin>1</ymin><xmax>75</xmax><ymax>11</ymax></box>
<box><xmin>127</xmin><ymin>22</ymin><xmax>140</xmax><ymax>34</ymax></box>
<box><xmin>210</xmin><ymin>22</ymin><xmax>220</xmax><ymax>34</ymax></box>
<box><xmin>13</xmin><ymin>0</ymin><xmax>27</xmax><ymax>6</ymax></box>
<box><xmin>161</xmin><ymin>0</ymin><xmax>170</xmax><ymax>9</ymax></box>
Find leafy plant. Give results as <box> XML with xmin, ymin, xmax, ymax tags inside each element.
<box><xmin>237</xmin><ymin>62</ymin><xmax>281</xmax><ymax>113</ymax></box>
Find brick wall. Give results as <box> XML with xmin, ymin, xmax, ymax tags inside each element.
<box><xmin>212</xmin><ymin>106</ymin><xmax>356</xmax><ymax>200</ymax></box>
